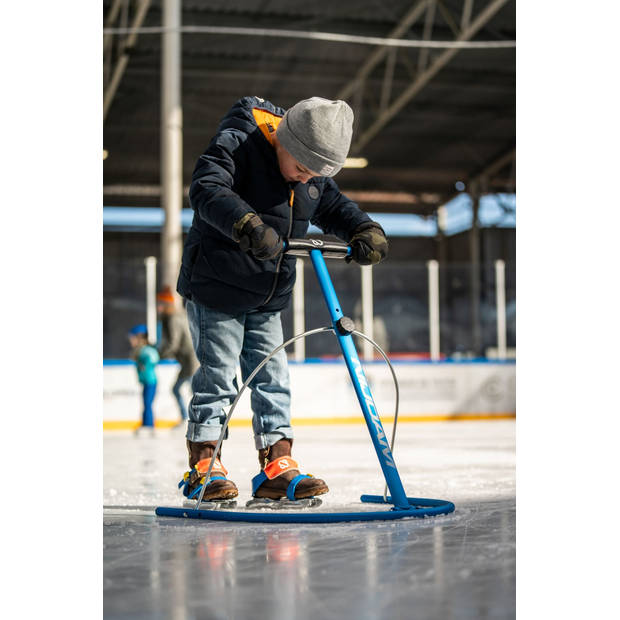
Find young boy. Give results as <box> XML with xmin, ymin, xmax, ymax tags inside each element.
<box><xmin>176</xmin><ymin>96</ymin><xmax>388</xmax><ymax>503</ymax></box>
<box><xmin>128</xmin><ymin>324</ymin><xmax>160</xmax><ymax>428</ymax></box>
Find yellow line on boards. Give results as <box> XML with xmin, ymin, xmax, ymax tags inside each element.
<box><xmin>103</xmin><ymin>413</ymin><xmax>515</xmax><ymax>431</ymax></box>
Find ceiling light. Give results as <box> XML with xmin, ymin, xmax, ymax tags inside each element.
<box><xmin>343</xmin><ymin>190</ymin><xmax>417</xmax><ymax>204</ymax></box>
<box><xmin>344</xmin><ymin>157</ymin><xmax>368</xmax><ymax>169</ymax></box>
<box><xmin>103</xmin><ymin>149</ymin><xmax>109</xmax><ymax>160</ymax></box>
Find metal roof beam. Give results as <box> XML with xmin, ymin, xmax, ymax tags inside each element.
<box><xmin>417</xmin><ymin>0</ymin><xmax>437</xmax><ymax>74</ymax></box>
<box><xmin>461</xmin><ymin>0</ymin><xmax>475</xmax><ymax>30</ymax></box>
<box><xmin>468</xmin><ymin>148</ymin><xmax>515</xmax><ymax>192</ymax></box>
<box><xmin>435</xmin><ymin>0</ymin><xmax>461</xmax><ymax>37</ymax></box>
<box><xmin>379</xmin><ymin>2</ymin><xmax>435</xmax><ymax>116</ymax></box>
<box><xmin>103</xmin><ymin>0</ymin><xmax>152</xmax><ymax>123</ymax></box>
<box><xmin>104</xmin><ymin>0</ymin><xmax>124</xmax><ymax>55</ymax></box>
<box><xmin>379</xmin><ymin>50</ymin><xmax>397</xmax><ymax>115</ymax></box>
<box><xmin>351</xmin><ymin>0</ymin><xmax>510</xmax><ymax>153</ymax></box>
<box><xmin>336</xmin><ymin>0</ymin><xmax>430</xmax><ymax>101</ymax></box>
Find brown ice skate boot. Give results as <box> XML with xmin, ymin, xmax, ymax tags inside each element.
<box><xmin>179</xmin><ymin>440</ymin><xmax>238</xmax><ymax>501</ymax></box>
<box><xmin>252</xmin><ymin>438</ymin><xmax>329</xmax><ymax>501</ymax></box>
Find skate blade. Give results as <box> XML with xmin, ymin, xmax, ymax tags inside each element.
<box><xmin>245</xmin><ymin>497</ymin><xmax>322</xmax><ymax>510</ymax></box>
<box><xmin>183</xmin><ymin>499</ymin><xmax>238</xmax><ymax>510</ymax></box>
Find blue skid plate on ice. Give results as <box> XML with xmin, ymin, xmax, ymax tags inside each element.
<box><xmin>155</xmin><ymin>496</ymin><xmax>455</xmax><ymax>524</ymax></box>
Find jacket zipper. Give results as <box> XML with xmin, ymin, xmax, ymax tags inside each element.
<box><xmin>262</xmin><ymin>188</ymin><xmax>294</xmax><ymax>307</ymax></box>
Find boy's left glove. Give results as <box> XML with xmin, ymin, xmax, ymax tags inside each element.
<box><xmin>348</xmin><ymin>222</ymin><xmax>388</xmax><ymax>266</ymax></box>
<box><xmin>232</xmin><ymin>213</ymin><xmax>283</xmax><ymax>260</ymax></box>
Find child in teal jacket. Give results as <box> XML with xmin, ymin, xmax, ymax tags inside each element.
<box><xmin>128</xmin><ymin>325</ymin><xmax>160</xmax><ymax>427</ymax></box>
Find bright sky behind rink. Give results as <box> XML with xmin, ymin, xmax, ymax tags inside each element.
<box><xmin>103</xmin><ymin>193</ymin><xmax>516</xmax><ymax>237</ymax></box>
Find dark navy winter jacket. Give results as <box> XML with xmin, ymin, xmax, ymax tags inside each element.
<box><xmin>177</xmin><ymin>96</ymin><xmax>373</xmax><ymax>314</ymax></box>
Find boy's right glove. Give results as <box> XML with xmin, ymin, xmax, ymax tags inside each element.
<box><xmin>232</xmin><ymin>213</ymin><xmax>283</xmax><ymax>260</ymax></box>
<box><xmin>348</xmin><ymin>222</ymin><xmax>388</xmax><ymax>266</ymax></box>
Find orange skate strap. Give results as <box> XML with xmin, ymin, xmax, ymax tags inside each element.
<box><xmin>194</xmin><ymin>458</ymin><xmax>227</xmax><ymax>477</ymax></box>
<box><xmin>263</xmin><ymin>456</ymin><xmax>300</xmax><ymax>480</ymax></box>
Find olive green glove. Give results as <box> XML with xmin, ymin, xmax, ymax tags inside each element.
<box><xmin>348</xmin><ymin>222</ymin><xmax>388</xmax><ymax>266</ymax></box>
<box><xmin>232</xmin><ymin>213</ymin><xmax>283</xmax><ymax>260</ymax></box>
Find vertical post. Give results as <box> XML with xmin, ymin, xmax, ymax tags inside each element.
<box><xmin>470</xmin><ymin>191</ymin><xmax>482</xmax><ymax>356</ymax></box>
<box><xmin>145</xmin><ymin>256</ymin><xmax>157</xmax><ymax>345</ymax></box>
<box><xmin>160</xmin><ymin>0</ymin><xmax>183</xmax><ymax>291</ymax></box>
<box><xmin>495</xmin><ymin>259</ymin><xmax>507</xmax><ymax>359</ymax></box>
<box><xmin>436</xmin><ymin>207</ymin><xmax>448</xmax><ymax>352</ymax></box>
<box><xmin>293</xmin><ymin>258</ymin><xmax>305</xmax><ymax>361</ymax></box>
<box><xmin>361</xmin><ymin>265</ymin><xmax>374</xmax><ymax>360</ymax></box>
<box><xmin>427</xmin><ymin>259</ymin><xmax>440</xmax><ymax>360</ymax></box>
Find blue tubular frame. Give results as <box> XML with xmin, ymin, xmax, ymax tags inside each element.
<box><xmin>155</xmin><ymin>239</ymin><xmax>455</xmax><ymax>523</ymax></box>
<box><xmin>309</xmin><ymin>250</ymin><xmax>410</xmax><ymax>510</ymax></box>
<box><xmin>155</xmin><ymin>498</ymin><xmax>455</xmax><ymax>524</ymax></box>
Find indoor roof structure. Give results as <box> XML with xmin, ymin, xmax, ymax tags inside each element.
<box><xmin>103</xmin><ymin>0</ymin><xmax>515</xmax><ymax>216</ymax></box>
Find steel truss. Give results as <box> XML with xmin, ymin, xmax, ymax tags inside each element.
<box><xmin>103</xmin><ymin>0</ymin><xmax>151</xmax><ymax>122</ymax></box>
<box><xmin>340</xmin><ymin>0</ymin><xmax>512</xmax><ymax>154</ymax></box>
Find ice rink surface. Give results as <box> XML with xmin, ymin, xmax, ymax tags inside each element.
<box><xmin>104</xmin><ymin>420</ymin><xmax>515</xmax><ymax>619</ymax></box>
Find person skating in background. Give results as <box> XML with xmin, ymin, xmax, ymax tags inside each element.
<box><xmin>128</xmin><ymin>324</ymin><xmax>160</xmax><ymax>428</ymax></box>
<box><xmin>156</xmin><ymin>286</ymin><xmax>200</xmax><ymax>425</ymax></box>
<box><xmin>176</xmin><ymin>96</ymin><xmax>388</xmax><ymax>504</ymax></box>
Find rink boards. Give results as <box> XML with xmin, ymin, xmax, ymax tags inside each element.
<box><xmin>103</xmin><ymin>359</ymin><xmax>515</xmax><ymax>429</ymax></box>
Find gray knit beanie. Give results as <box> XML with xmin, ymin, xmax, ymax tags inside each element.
<box><xmin>276</xmin><ymin>97</ymin><xmax>354</xmax><ymax>177</ymax></box>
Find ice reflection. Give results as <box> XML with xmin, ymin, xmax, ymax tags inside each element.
<box><xmin>112</xmin><ymin>519</ymin><xmax>456</xmax><ymax>620</ymax></box>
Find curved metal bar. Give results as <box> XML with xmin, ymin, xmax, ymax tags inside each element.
<box><xmin>192</xmin><ymin>326</ymin><xmax>334</xmax><ymax>507</ymax></box>
<box><xmin>193</xmin><ymin>325</ymin><xmax>401</xmax><ymax>508</ymax></box>
<box><xmin>160</xmin><ymin>325</ymin><xmax>458</xmax><ymax>524</ymax></box>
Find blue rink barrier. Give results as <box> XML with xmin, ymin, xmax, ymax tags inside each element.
<box><xmin>156</xmin><ymin>239</ymin><xmax>455</xmax><ymax>525</ymax></box>
<box><xmin>155</xmin><ymin>496</ymin><xmax>455</xmax><ymax>524</ymax></box>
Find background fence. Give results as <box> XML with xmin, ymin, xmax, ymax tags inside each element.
<box><xmin>103</xmin><ymin>256</ymin><xmax>515</xmax><ymax>360</ymax></box>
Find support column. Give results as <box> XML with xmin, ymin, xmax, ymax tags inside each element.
<box><xmin>495</xmin><ymin>259</ymin><xmax>507</xmax><ymax>359</ymax></box>
<box><xmin>469</xmin><ymin>190</ymin><xmax>482</xmax><ymax>356</ymax></box>
<box><xmin>427</xmin><ymin>260</ymin><xmax>440</xmax><ymax>360</ymax></box>
<box><xmin>145</xmin><ymin>256</ymin><xmax>157</xmax><ymax>345</ymax></box>
<box><xmin>436</xmin><ymin>206</ymin><xmax>448</xmax><ymax>351</ymax></box>
<box><xmin>361</xmin><ymin>265</ymin><xmax>374</xmax><ymax>360</ymax></box>
<box><xmin>293</xmin><ymin>259</ymin><xmax>305</xmax><ymax>361</ymax></box>
<box><xmin>160</xmin><ymin>0</ymin><xmax>183</xmax><ymax>296</ymax></box>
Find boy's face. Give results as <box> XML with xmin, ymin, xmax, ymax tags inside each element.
<box><xmin>274</xmin><ymin>138</ymin><xmax>319</xmax><ymax>184</ymax></box>
<box><xmin>129</xmin><ymin>334</ymin><xmax>146</xmax><ymax>349</ymax></box>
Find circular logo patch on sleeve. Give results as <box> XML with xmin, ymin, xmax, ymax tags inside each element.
<box><xmin>308</xmin><ymin>185</ymin><xmax>319</xmax><ymax>200</ymax></box>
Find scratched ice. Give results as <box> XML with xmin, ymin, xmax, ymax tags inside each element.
<box><xmin>104</xmin><ymin>420</ymin><xmax>515</xmax><ymax>619</ymax></box>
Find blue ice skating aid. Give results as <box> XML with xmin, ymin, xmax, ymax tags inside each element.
<box><xmin>156</xmin><ymin>239</ymin><xmax>455</xmax><ymax>523</ymax></box>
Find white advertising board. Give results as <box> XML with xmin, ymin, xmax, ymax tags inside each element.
<box><xmin>103</xmin><ymin>361</ymin><xmax>515</xmax><ymax>428</ymax></box>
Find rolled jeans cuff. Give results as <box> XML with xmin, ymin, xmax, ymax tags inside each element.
<box><xmin>254</xmin><ymin>427</ymin><xmax>294</xmax><ymax>450</ymax></box>
<box><xmin>186</xmin><ymin>421</ymin><xmax>228</xmax><ymax>443</ymax></box>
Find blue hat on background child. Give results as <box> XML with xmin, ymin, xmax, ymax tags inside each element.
<box><xmin>129</xmin><ymin>324</ymin><xmax>148</xmax><ymax>336</ymax></box>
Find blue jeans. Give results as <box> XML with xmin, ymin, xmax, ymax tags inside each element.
<box><xmin>185</xmin><ymin>300</ymin><xmax>292</xmax><ymax>449</ymax></box>
<box><xmin>142</xmin><ymin>383</ymin><xmax>157</xmax><ymax>427</ymax></box>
